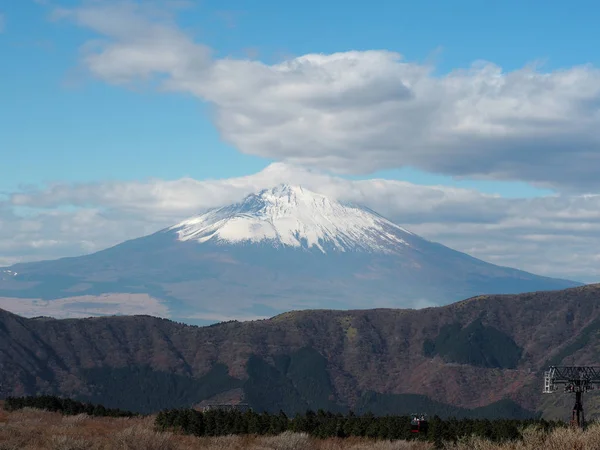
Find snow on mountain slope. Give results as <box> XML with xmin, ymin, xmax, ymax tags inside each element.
<box><xmin>170</xmin><ymin>184</ymin><xmax>414</xmax><ymax>254</ymax></box>
<box><xmin>0</xmin><ymin>184</ymin><xmax>582</xmax><ymax>324</ymax></box>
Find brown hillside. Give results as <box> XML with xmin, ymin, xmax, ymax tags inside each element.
<box><xmin>1</xmin><ymin>284</ymin><xmax>600</xmax><ymax>417</ymax></box>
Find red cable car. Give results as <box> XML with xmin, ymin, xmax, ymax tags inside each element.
<box><xmin>410</xmin><ymin>413</ymin><xmax>428</xmax><ymax>433</ymax></box>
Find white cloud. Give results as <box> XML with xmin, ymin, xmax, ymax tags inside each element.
<box><xmin>4</xmin><ymin>163</ymin><xmax>600</xmax><ymax>283</ymax></box>
<box><xmin>54</xmin><ymin>2</ymin><xmax>600</xmax><ymax>192</ymax></box>
<box><xmin>9</xmin><ymin>162</ymin><xmax>496</xmax><ymax>221</ymax></box>
<box><xmin>52</xmin><ymin>1</ymin><xmax>211</xmax><ymax>84</ymax></box>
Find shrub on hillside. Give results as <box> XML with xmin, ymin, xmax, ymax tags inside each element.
<box><xmin>4</xmin><ymin>395</ymin><xmax>137</xmax><ymax>418</ymax></box>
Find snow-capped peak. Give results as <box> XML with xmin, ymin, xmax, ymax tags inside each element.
<box><xmin>170</xmin><ymin>184</ymin><xmax>414</xmax><ymax>254</ymax></box>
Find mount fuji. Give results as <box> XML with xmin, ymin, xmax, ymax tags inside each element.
<box><xmin>172</xmin><ymin>184</ymin><xmax>414</xmax><ymax>254</ymax></box>
<box><xmin>0</xmin><ymin>185</ymin><xmax>580</xmax><ymax>324</ymax></box>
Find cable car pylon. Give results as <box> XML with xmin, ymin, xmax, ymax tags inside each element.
<box><xmin>543</xmin><ymin>366</ymin><xmax>600</xmax><ymax>429</ymax></box>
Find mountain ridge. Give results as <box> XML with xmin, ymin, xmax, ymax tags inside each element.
<box><xmin>1</xmin><ymin>283</ymin><xmax>599</xmax><ymax>418</ymax></box>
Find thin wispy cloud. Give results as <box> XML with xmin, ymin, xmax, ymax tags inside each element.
<box><xmin>3</xmin><ymin>163</ymin><xmax>600</xmax><ymax>283</ymax></box>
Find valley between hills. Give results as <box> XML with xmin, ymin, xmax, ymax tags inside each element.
<box><xmin>2</xmin><ymin>283</ymin><xmax>600</xmax><ymax>420</ymax></box>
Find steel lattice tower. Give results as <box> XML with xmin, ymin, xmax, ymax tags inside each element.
<box><xmin>543</xmin><ymin>366</ymin><xmax>600</xmax><ymax>429</ymax></box>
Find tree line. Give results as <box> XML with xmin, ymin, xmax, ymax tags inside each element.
<box><xmin>3</xmin><ymin>395</ymin><xmax>570</xmax><ymax>446</ymax></box>
<box><xmin>155</xmin><ymin>407</ymin><xmax>567</xmax><ymax>445</ymax></box>
<box><xmin>4</xmin><ymin>395</ymin><xmax>138</xmax><ymax>418</ymax></box>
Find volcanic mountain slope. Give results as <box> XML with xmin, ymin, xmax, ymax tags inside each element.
<box><xmin>0</xmin><ymin>185</ymin><xmax>579</xmax><ymax>323</ymax></box>
<box><xmin>1</xmin><ymin>284</ymin><xmax>600</xmax><ymax>419</ymax></box>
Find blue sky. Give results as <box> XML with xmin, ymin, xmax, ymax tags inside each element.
<box><xmin>3</xmin><ymin>0</ymin><xmax>597</xmax><ymax>196</ymax></box>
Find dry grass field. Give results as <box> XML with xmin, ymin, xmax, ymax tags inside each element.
<box><xmin>447</xmin><ymin>424</ymin><xmax>600</xmax><ymax>450</ymax></box>
<box><xmin>0</xmin><ymin>404</ymin><xmax>431</xmax><ymax>450</ymax></box>
<box><xmin>3</xmin><ymin>404</ymin><xmax>600</xmax><ymax>449</ymax></box>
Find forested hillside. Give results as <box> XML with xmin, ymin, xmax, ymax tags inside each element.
<box><xmin>1</xmin><ymin>284</ymin><xmax>600</xmax><ymax>418</ymax></box>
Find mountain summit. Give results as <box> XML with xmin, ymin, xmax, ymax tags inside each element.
<box><xmin>0</xmin><ymin>185</ymin><xmax>581</xmax><ymax>323</ymax></box>
<box><xmin>171</xmin><ymin>184</ymin><xmax>413</xmax><ymax>254</ymax></box>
